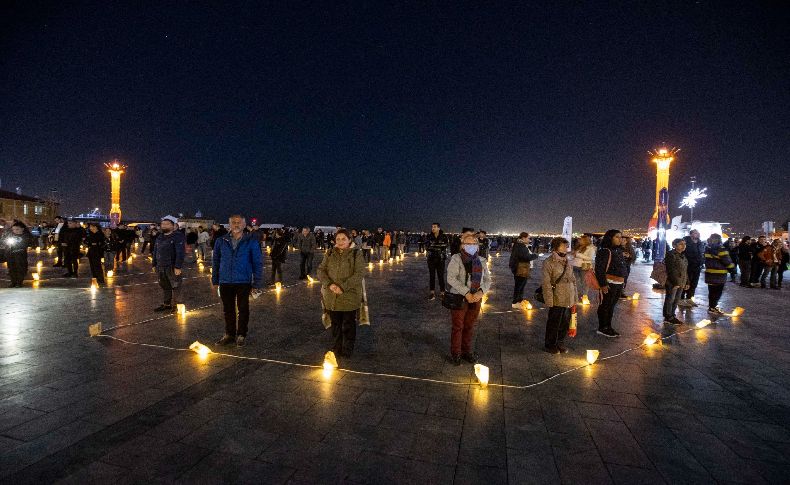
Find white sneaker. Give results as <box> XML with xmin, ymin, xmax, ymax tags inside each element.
<box><xmin>512</xmin><ymin>303</ymin><xmax>522</xmax><ymax>309</ymax></box>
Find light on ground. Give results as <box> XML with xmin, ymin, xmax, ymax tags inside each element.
<box><xmin>474</xmin><ymin>363</ymin><xmax>489</xmax><ymax>388</ymax></box>
<box><xmin>586</xmin><ymin>350</ymin><xmax>600</xmax><ymax>364</ymax></box>
<box><xmin>643</xmin><ymin>333</ymin><xmax>660</xmax><ymax>346</ymax></box>
<box><xmin>189</xmin><ymin>341</ymin><xmax>211</xmax><ymax>359</ymax></box>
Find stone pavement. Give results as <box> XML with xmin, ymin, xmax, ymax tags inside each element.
<box><xmin>1</xmin><ymin>248</ymin><xmax>789</xmax><ymax>484</ymax></box>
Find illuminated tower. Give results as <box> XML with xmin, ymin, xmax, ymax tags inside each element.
<box><xmin>105</xmin><ymin>160</ymin><xmax>126</xmax><ymax>227</ymax></box>
<box><xmin>647</xmin><ymin>146</ymin><xmax>679</xmax><ymax>237</ymax></box>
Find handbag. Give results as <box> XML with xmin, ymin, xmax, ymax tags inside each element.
<box><xmin>535</xmin><ymin>260</ymin><xmax>568</xmax><ymax>304</ymax></box>
<box><xmin>516</xmin><ymin>262</ymin><xmax>531</xmax><ymax>278</ymax></box>
<box><xmin>586</xmin><ymin>249</ymin><xmax>612</xmax><ymax>291</ymax></box>
<box><xmin>442</xmin><ymin>264</ymin><xmax>470</xmax><ymax>310</ymax></box>
<box><xmin>359</xmin><ymin>279</ymin><xmax>370</xmax><ymax>325</ymax></box>
<box><xmin>650</xmin><ymin>261</ymin><xmax>667</xmax><ymax>286</ymax></box>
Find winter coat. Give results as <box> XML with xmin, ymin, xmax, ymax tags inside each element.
<box><xmin>318</xmin><ymin>248</ymin><xmax>365</xmax><ymax>311</ymax></box>
<box><xmin>542</xmin><ymin>252</ymin><xmax>577</xmax><ymax>308</ymax></box>
<box><xmin>426</xmin><ymin>231</ymin><xmax>449</xmax><ymax>261</ymax></box>
<box><xmin>704</xmin><ymin>243</ymin><xmax>735</xmax><ymax>285</ymax></box>
<box><xmin>683</xmin><ymin>236</ymin><xmax>706</xmax><ymax>268</ymax></box>
<box><xmin>446</xmin><ymin>253</ymin><xmax>492</xmax><ymax>296</ymax></box>
<box><xmin>594</xmin><ymin>246</ymin><xmax>628</xmax><ymax>287</ymax></box>
<box><xmin>664</xmin><ymin>249</ymin><xmax>688</xmax><ymax>288</ymax></box>
<box><xmin>153</xmin><ymin>230</ymin><xmax>186</xmax><ymax>269</ymax></box>
<box><xmin>211</xmin><ymin>233</ymin><xmax>264</xmax><ymax>288</ymax></box>
<box><xmin>758</xmin><ymin>246</ymin><xmax>777</xmax><ymax>266</ymax></box>
<box><xmin>383</xmin><ymin>234</ymin><xmax>391</xmax><ymax>247</ymax></box>
<box><xmin>85</xmin><ymin>230</ymin><xmax>106</xmax><ymax>257</ymax></box>
<box><xmin>270</xmin><ymin>237</ymin><xmax>288</xmax><ymax>263</ymax></box>
<box><xmin>292</xmin><ymin>233</ymin><xmax>317</xmax><ymax>253</ymax></box>
<box><xmin>509</xmin><ymin>241</ymin><xmax>538</xmax><ymax>275</ymax></box>
<box><xmin>60</xmin><ymin>227</ymin><xmax>85</xmax><ymax>255</ymax></box>
<box><xmin>570</xmin><ymin>245</ymin><xmax>595</xmax><ymax>269</ymax></box>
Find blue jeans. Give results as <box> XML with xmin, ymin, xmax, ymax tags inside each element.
<box><xmin>663</xmin><ymin>284</ymin><xmax>681</xmax><ymax>319</ymax></box>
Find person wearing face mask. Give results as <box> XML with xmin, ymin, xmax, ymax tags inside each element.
<box><xmin>594</xmin><ymin>229</ymin><xmax>627</xmax><ymax>338</ymax></box>
<box><xmin>542</xmin><ymin>237</ymin><xmax>577</xmax><ymax>353</ymax></box>
<box><xmin>318</xmin><ymin>228</ymin><xmax>365</xmax><ymax>358</ymax></box>
<box><xmin>152</xmin><ymin>215</ymin><xmax>186</xmax><ymax>313</ymax></box>
<box><xmin>444</xmin><ymin>234</ymin><xmax>491</xmax><ymax>365</ymax></box>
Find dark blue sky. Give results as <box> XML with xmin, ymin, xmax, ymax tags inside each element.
<box><xmin>1</xmin><ymin>1</ymin><xmax>788</xmax><ymax>233</ymax></box>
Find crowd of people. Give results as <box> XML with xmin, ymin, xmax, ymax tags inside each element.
<box><xmin>2</xmin><ymin>214</ymin><xmax>788</xmax><ymax>363</ymax></box>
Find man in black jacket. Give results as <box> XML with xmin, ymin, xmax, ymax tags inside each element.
<box><xmin>426</xmin><ymin>223</ymin><xmax>449</xmax><ymax>300</ymax></box>
<box><xmin>61</xmin><ymin>219</ymin><xmax>84</xmax><ymax>277</ymax></box>
<box><xmin>749</xmin><ymin>235</ymin><xmax>768</xmax><ymax>287</ymax></box>
<box><xmin>679</xmin><ymin>230</ymin><xmax>705</xmax><ymax>307</ymax></box>
<box><xmin>509</xmin><ymin>232</ymin><xmax>538</xmax><ymax>307</ymax></box>
<box><xmin>737</xmin><ymin>236</ymin><xmax>753</xmax><ymax>287</ymax></box>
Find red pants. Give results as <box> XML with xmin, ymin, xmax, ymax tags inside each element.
<box><xmin>450</xmin><ymin>301</ymin><xmax>481</xmax><ymax>356</ymax></box>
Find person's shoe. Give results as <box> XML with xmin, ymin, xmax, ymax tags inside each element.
<box><xmin>597</xmin><ymin>328</ymin><xmax>619</xmax><ymax>338</ymax></box>
<box><xmin>670</xmin><ymin>317</ymin><xmax>684</xmax><ymax>326</ymax></box>
<box><xmin>708</xmin><ymin>307</ymin><xmax>725</xmax><ymax>315</ymax></box>
<box><xmin>8</xmin><ymin>283</ymin><xmax>17</xmax><ymax>288</ymax></box>
<box><xmin>662</xmin><ymin>319</ymin><xmax>673</xmax><ymax>325</ymax></box>
<box><xmin>236</xmin><ymin>335</ymin><xmax>245</xmax><ymax>347</ymax></box>
<box><xmin>619</xmin><ymin>294</ymin><xmax>629</xmax><ymax>299</ymax></box>
<box><xmin>461</xmin><ymin>352</ymin><xmax>478</xmax><ymax>364</ymax></box>
<box><xmin>153</xmin><ymin>304</ymin><xmax>172</xmax><ymax>312</ymax></box>
<box><xmin>449</xmin><ymin>354</ymin><xmax>462</xmax><ymax>366</ymax></box>
<box><xmin>217</xmin><ymin>335</ymin><xmax>235</xmax><ymax>345</ymax></box>
<box><xmin>512</xmin><ymin>302</ymin><xmax>522</xmax><ymax>309</ymax></box>
<box><xmin>543</xmin><ymin>345</ymin><xmax>560</xmax><ymax>354</ymax></box>
<box><xmin>428</xmin><ymin>291</ymin><xmax>436</xmax><ymax>301</ymax></box>
<box><xmin>556</xmin><ymin>344</ymin><xmax>569</xmax><ymax>354</ymax></box>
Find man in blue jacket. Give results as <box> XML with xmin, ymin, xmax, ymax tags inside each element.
<box><xmin>152</xmin><ymin>215</ymin><xmax>186</xmax><ymax>312</ymax></box>
<box><xmin>212</xmin><ymin>214</ymin><xmax>264</xmax><ymax>347</ymax></box>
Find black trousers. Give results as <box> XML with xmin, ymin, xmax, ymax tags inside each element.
<box><xmin>157</xmin><ymin>267</ymin><xmax>182</xmax><ymax>306</ymax></box>
<box><xmin>88</xmin><ymin>252</ymin><xmax>105</xmax><ymax>283</ymax></box>
<box><xmin>545</xmin><ymin>306</ymin><xmax>570</xmax><ymax>347</ymax></box>
<box><xmin>750</xmin><ymin>261</ymin><xmax>764</xmax><ymax>284</ymax></box>
<box><xmin>427</xmin><ymin>258</ymin><xmax>445</xmax><ymax>292</ymax></box>
<box><xmin>513</xmin><ymin>276</ymin><xmax>528</xmax><ymax>303</ymax></box>
<box><xmin>7</xmin><ymin>254</ymin><xmax>28</xmax><ymax>285</ymax></box>
<box><xmin>681</xmin><ymin>266</ymin><xmax>701</xmax><ymax>299</ymax></box>
<box><xmin>219</xmin><ymin>284</ymin><xmax>251</xmax><ymax>337</ymax></box>
<box><xmin>597</xmin><ymin>283</ymin><xmax>622</xmax><ymax>330</ymax></box>
<box><xmin>362</xmin><ymin>249</ymin><xmax>371</xmax><ymax>263</ymax></box>
<box><xmin>299</xmin><ymin>252</ymin><xmax>313</xmax><ymax>278</ymax></box>
<box><xmin>329</xmin><ymin>310</ymin><xmax>356</xmax><ymax>355</ymax></box>
<box><xmin>739</xmin><ymin>260</ymin><xmax>751</xmax><ymax>286</ymax></box>
<box><xmin>708</xmin><ymin>284</ymin><xmax>724</xmax><ymax>309</ymax></box>
<box><xmin>271</xmin><ymin>261</ymin><xmax>283</xmax><ymax>283</ymax></box>
<box><xmin>56</xmin><ymin>244</ymin><xmax>64</xmax><ymax>265</ymax></box>
<box><xmin>64</xmin><ymin>251</ymin><xmax>79</xmax><ymax>275</ymax></box>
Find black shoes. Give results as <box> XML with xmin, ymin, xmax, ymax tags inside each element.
<box><xmin>461</xmin><ymin>352</ymin><xmax>478</xmax><ymax>364</ymax></box>
<box><xmin>153</xmin><ymin>304</ymin><xmax>173</xmax><ymax>312</ymax></box>
<box><xmin>428</xmin><ymin>291</ymin><xmax>436</xmax><ymax>301</ymax></box>
<box><xmin>544</xmin><ymin>345</ymin><xmax>560</xmax><ymax>354</ymax></box>
<box><xmin>236</xmin><ymin>336</ymin><xmax>245</xmax><ymax>347</ymax></box>
<box><xmin>217</xmin><ymin>335</ymin><xmax>235</xmax><ymax>345</ymax></box>
<box><xmin>597</xmin><ymin>327</ymin><xmax>620</xmax><ymax>338</ymax></box>
<box><xmin>556</xmin><ymin>344</ymin><xmax>569</xmax><ymax>354</ymax></box>
<box><xmin>449</xmin><ymin>354</ymin><xmax>462</xmax><ymax>366</ymax></box>
<box><xmin>668</xmin><ymin>317</ymin><xmax>684</xmax><ymax>326</ymax></box>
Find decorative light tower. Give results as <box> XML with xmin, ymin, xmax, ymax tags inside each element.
<box><xmin>647</xmin><ymin>146</ymin><xmax>679</xmax><ymax>237</ymax></box>
<box><xmin>104</xmin><ymin>160</ymin><xmax>126</xmax><ymax>227</ymax></box>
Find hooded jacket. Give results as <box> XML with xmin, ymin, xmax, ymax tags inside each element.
<box><xmin>704</xmin><ymin>243</ymin><xmax>735</xmax><ymax>285</ymax></box>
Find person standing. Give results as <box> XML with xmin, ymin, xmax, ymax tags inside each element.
<box><xmin>737</xmin><ymin>236</ymin><xmax>754</xmax><ymax>287</ymax></box>
<box><xmin>570</xmin><ymin>234</ymin><xmax>596</xmax><ymax>302</ymax></box>
<box><xmin>426</xmin><ymin>223</ymin><xmax>449</xmax><ymax>300</ymax></box>
<box><xmin>619</xmin><ymin>236</ymin><xmax>636</xmax><ymax>299</ymax></box>
<box><xmin>269</xmin><ymin>229</ymin><xmax>288</xmax><ymax>285</ymax></box>
<box><xmin>762</xmin><ymin>239</ymin><xmax>783</xmax><ymax>289</ymax></box>
<box><xmin>52</xmin><ymin>216</ymin><xmax>65</xmax><ymax>267</ymax></box>
<box><xmin>477</xmin><ymin>231</ymin><xmax>490</xmax><ymax>259</ymax></box>
<box><xmin>777</xmin><ymin>240</ymin><xmax>789</xmax><ymax>289</ymax></box>
<box><xmin>61</xmin><ymin>219</ymin><xmax>84</xmax><ymax>278</ymax></box>
<box><xmin>152</xmin><ymin>215</ymin><xmax>186</xmax><ymax>313</ymax></box>
<box><xmin>749</xmin><ymin>235</ymin><xmax>769</xmax><ymax>287</ymax></box>
<box><xmin>196</xmin><ymin>226</ymin><xmax>210</xmax><ymax>260</ymax></box>
<box><xmin>85</xmin><ymin>223</ymin><xmax>106</xmax><ymax>285</ymax></box>
<box><xmin>542</xmin><ymin>237</ymin><xmax>577</xmax><ymax>354</ymax></box>
<box><xmin>2</xmin><ymin>221</ymin><xmax>33</xmax><ymax>287</ymax></box>
<box><xmin>679</xmin><ymin>229</ymin><xmax>705</xmax><ymax>306</ymax></box>
<box><xmin>293</xmin><ymin>227</ymin><xmax>317</xmax><ymax>279</ymax></box>
<box><xmin>594</xmin><ymin>229</ymin><xmax>626</xmax><ymax>338</ymax></box>
<box><xmin>509</xmin><ymin>232</ymin><xmax>538</xmax><ymax>308</ymax></box>
<box><xmin>663</xmin><ymin>238</ymin><xmax>689</xmax><ymax>326</ymax></box>
<box><xmin>102</xmin><ymin>227</ymin><xmax>119</xmax><ymax>274</ymax></box>
<box><xmin>318</xmin><ymin>229</ymin><xmax>365</xmax><ymax>358</ymax></box>
<box><xmin>212</xmin><ymin>215</ymin><xmax>264</xmax><ymax>347</ymax></box>
<box><xmin>396</xmin><ymin>230</ymin><xmax>406</xmax><ymax>257</ymax></box>
<box><xmin>373</xmin><ymin>227</ymin><xmax>385</xmax><ymax>260</ymax></box>
<box><xmin>704</xmin><ymin>234</ymin><xmax>736</xmax><ymax>315</ymax></box>
<box><xmin>445</xmin><ymin>233</ymin><xmax>491</xmax><ymax>365</ymax></box>
<box><xmin>360</xmin><ymin>230</ymin><xmax>373</xmax><ymax>263</ymax></box>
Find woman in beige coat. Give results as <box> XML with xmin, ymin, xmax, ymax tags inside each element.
<box><xmin>542</xmin><ymin>237</ymin><xmax>577</xmax><ymax>354</ymax></box>
<box><xmin>318</xmin><ymin>229</ymin><xmax>365</xmax><ymax>358</ymax></box>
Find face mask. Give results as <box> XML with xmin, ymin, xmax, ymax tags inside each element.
<box><xmin>463</xmin><ymin>244</ymin><xmax>478</xmax><ymax>255</ymax></box>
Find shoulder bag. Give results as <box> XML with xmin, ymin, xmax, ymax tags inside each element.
<box><xmin>535</xmin><ymin>259</ymin><xmax>568</xmax><ymax>304</ymax></box>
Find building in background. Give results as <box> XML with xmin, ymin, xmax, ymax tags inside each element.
<box><xmin>0</xmin><ymin>189</ymin><xmax>60</xmax><ymax>225</ymax></box>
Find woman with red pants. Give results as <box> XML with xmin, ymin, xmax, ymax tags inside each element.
<box><xmin>444</xmin><ymin>233</ymin><xmax>491</xmax><ymax>365</ymax></box>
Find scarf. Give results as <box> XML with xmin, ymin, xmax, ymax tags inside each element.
<box><xmin>460</xmin><ymin>250</ymin><xmax>483</xmax><ymax>291</ymax></box>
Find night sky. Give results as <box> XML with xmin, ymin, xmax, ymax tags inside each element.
<box><xmin>2</xmin><ymin>2</ymin><xmax>788</xmax><ymax>233</ymax></box>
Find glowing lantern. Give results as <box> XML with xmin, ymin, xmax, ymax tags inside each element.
<box><xmin>643</xmin><ymin>333</ymin><xmax>660</xmax><ymax>346</ymax></box>
<box><xmin>32</xmin><ymin>272</ymin><xmax>40</xmax><ymax>281</ymax></box>
<box><xmin>90</xmin><ymin>278</ymin><xmax>99</xmax><ymax>289</ymax></box>
<box><xmin>379</xmin><ymin>259</ymin><xmax>384</xmax><ymax>266</ymax></box>
<box><xmin>177</xmin><ymin>303</ymin><xmax>187</xmax><ymax>315</ymax></box>
<box><xmin>88</xmin><ymin>322</ymin><xmax>102</xmax><ymax>336</ymax></box>
<box><xmin>586</xmin><ymin>350</ymin><xmax>600</xmax><ymax>364</ymax></box>
<box><xmin>581</xmin><ymin>295</ymin><xmax>590</xmax><ymax>305</ymax></box>
<box><xmin>189</xmin><ymin>341</ymin><xmax>211</xmax><ymax>359</ymax></box>
<box><xmin>323</xmin><ymin>350</ymin><xmax>338</xmax><ymax>372</ymax></box>
<box><xmin>48</xmin><ymin>247</ymin><xmax>54</xmax><ymax>254</ymax></box>
<box><xmin>107</xmin><ymin>270</ymin><xmax>114</xmax><ymax>277</ymax></box>
<box><xmin>473</xmin><ymin>364</ymin><xmax>489</xmax><ymax>388</ymax></box>
<box><xmin>631</xmin><ymin>293</ymin><xmax>640</xmax><ymax>301</ymax></box>
<box><xmin>127</xmin><ymin>257</ymin><xmax>133</xmax><ymax>264</ymax></box>
<box><xmin>37</xmin><ymin>260</ymin><xmax>44</xmax><ymax>270</ymax></box>
<box><xmin>731</xmin><ymin>307</ymin><xmax>744</xmax><ymax>317</ymax></box>
<box><xmin>414</xmin><ymin>251</ymin><xmax>419</xmax><ymax>256</ymax></box>
<box><xmin>524</xmin><ymin>300</ymin><xmax>533</xmax><ymax>310</ymax></box>
<box><xmin>695</xmin><ymin>319</ymin><xmax>711</xmax><ymax>328</ymax></box>
<box><xmin>275</xmin><ymin>282</ymin><xmax>282</xmax><ymax>293</ymax></box>
<box><xmin>307</xmin><ymin>275</ymin><xmax>315</xmax><ymax>284</ymax></box>
<box><xmin>388</xmin><ymin>258</ymin><xmax>393</xmax><ymax>264</ymax></box>
<box><xmin>35</xmin><ymin>246</ymin><xmax>41</xmax><ymax>253</ymax></box>
<box><xmin>368</xmin><ymin>262</ymin><xmax>374</xmax><ymax>270</ymax></box>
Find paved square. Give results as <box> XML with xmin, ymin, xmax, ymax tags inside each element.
<box><xmin>1</xmin><ymin>250</ymin><xmax>789</xmax><ymax>483</ymax></box>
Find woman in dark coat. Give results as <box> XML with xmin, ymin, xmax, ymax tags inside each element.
<box><xmin>270</xmin><ymin>229</ymin><xmax>288</xmax><ymax>285</ymax></box>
